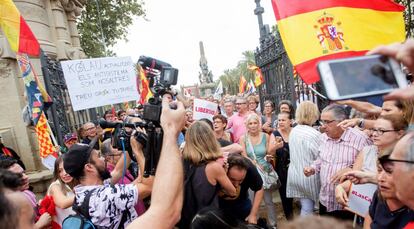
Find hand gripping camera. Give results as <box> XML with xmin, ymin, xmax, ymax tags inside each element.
<box><xmin>138</xmin><ymin>56</ymin><xmax>178</xmax><ymax>123</ymax></box>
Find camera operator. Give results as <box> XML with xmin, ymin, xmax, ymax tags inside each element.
<box><xmin>127</xmin><ymin>96</ymin><xmax>186</xmax><ymax>228</ymax></box>
<box><xmin>63</xmin><ymin>126</ymin><xmax>153</xmax><ymax>228</ymax></box>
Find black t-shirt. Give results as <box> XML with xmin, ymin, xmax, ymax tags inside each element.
<box><xmin>219</xmin><ymin>159</ymin><xmax>263</xmax><ymax>209</ymax></box>
<box><xmin>369</xmin><ymin>190</ymin><xmax>414</xmax><ymax>229</ymax></box>
<box><xmin>217</xmin><ymin>138</ymin><xmax>232</xmax><ymax>147</ymax></box>
<box><xmin>81</xmin><ymin>137</ymin><xmax>100</xmax><ymax>150</ymax></box>
<box><xmin>272</xmin><ymin>130</ymin><xmax>290</xmax><ymax>174</ymax></box>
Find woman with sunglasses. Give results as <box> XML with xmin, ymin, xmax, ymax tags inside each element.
<box><xmin>335</xmin><ymin>114</ymin><xmax>407</xmax><ymax>207</ymax></box>
<box><xmin>363</xmin><ymin>154</ymin><xmax>414</xmax><ymax>229</ymax></box>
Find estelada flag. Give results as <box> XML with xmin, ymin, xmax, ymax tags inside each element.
<box><xmin>239</xmin><ymin>75</ymin><xmax>247</xmax><ymax>93</ymax></box>
<box><xmin>138</xmin><ymin>65</ymin><xmax>153</xmax><ymax>104</ymax></box>
<box><xmin>271</xmin><ymin>0</ymin><xmax>405</xmax><ymax>84</ymax></box>
<box><xmin>16</xmin><ymin>53</ymin><xmax>52</xmax><ymax>126</ymax></box>
<box><xmin>0</xmin><ymin>0</ymin><xmax>40</xmax><ymax>56</ymax></box>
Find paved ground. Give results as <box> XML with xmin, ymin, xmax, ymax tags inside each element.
<box><xmin>257</xmin><ymin>191</ymin><xmax>302</xmax><ymax>227</ymax></box>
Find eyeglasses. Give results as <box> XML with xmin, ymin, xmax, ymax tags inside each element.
<box><xmin>320</xmin><ymin>119</ymin><xmax>336</xmax><ymax>125</ymax></box>
<box><xmin>370</xmin><ymin>128</ymin><xmax>400</xmax><ymax>135</ymax></box>
<box><xmin>235</xmin><ymin>102</ymin><xmax>246</xmax><ymax>105</ymax></box>
<box><xmin>379</xmin><ymin>156</ymin><xmax>414</xmax><ymax>174</ymax></box>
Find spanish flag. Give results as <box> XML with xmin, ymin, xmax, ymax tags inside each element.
<box><xmin>0</xmin><ymin>0</ymin><xmax>40</xmax><ymax>56</ymax></box>
<box><xmin>239</xmin><ymin>75</ymin><xmax>247</xmax><ymax>94</ymax></box>
<box><xmin>249</xmin><ymin>65</ymin><xmax>265</xmax><ymax>87</ymax></box>
<box><xmin>138</xmin><ymin>65</ymin><xmax>153</xmax><ymax>104</ymax></box>
<box><xmin>272</xmin><ymin>0</ymin><xmax>405</xmax><ymax>84</ymax></box>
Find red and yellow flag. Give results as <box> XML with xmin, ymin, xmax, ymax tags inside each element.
<box><xmin>271</xmin><ymin>0</ymin><xmax>405</xmax><ymax>84</ymax></box>
<box><xmin>239</xmin><ymin>75</ymin><xmax>247</xmax><ymax>93</ymax></box>
<box><xmin>35</xmin><ymin>113</ymin><xmax>56</xmax><ymax>158</ymax></box>
<box><xmin>0</xmin><ymin>0</ymin><xmax>40</xmax><ymax>56</ymax></box>
<box><xmin>123</xmin><ymin>102</ymin><xmax>130</xmax><ymax>110</ymax></box>
<box><xmin>249</xmin><ymin>65</ymin><xmax>265</xmax><ymax>87</ymax></box>
<box><xmin>138</xmin><ymin>65</ymin><xmax>153</xmax><ymax>104</ymax></box>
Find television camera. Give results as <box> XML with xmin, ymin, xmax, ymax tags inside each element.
<box><xmin>100</xmin><ymin>56</ymin><xmax>178</xmax><ymax>177</ymax></box>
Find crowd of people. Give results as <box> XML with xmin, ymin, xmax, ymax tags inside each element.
<box><xmin>2</xmin><ymin>40</ymin><xmax>414</xmax><ymax>229</ymax></box>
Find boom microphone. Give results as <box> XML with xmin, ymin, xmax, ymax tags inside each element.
<box><xmin>99</xmin><ymin>120</ymin><xmax>136</xmax><ymax>129</ymax></box>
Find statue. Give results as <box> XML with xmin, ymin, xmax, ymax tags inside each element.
<box><xmin>198</xmin><ymin>41</ymin><xmax>213</xmax><ymax>84</ymax></box>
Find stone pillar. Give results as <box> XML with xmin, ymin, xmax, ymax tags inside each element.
<box><xmin>0</xmin><ymin>0</ymin><xmax>86</xmax><ymax>196</ymax></box>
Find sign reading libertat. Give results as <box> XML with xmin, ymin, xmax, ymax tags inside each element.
<box><xmin>193</xmin><ymin>98</ymin><xmax>218</xmax><ymax>121</ymax></box>
<box><xmin>61</xmin><ymin>57</ymin><xmax>139</xmax><ymax>111</ymax></box>
<box><xmin>347</xmin><ymin>183</ymin><xmax>377</xmax><ymax>217</ymax></box>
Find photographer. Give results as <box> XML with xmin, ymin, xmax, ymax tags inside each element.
<box><xmin>63</xmin><ymin>127</ymin><xmax>153</xmax><ymax>228</ymax></box>
<box><xmin>127</xmin><ymin>96</ymin><xmax>185</xmax><ymax>228</ymax></box>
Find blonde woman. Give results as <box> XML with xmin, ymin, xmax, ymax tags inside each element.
<box><xmin>180</xmin><ymin>121</ymin><xmax>237</xmax><ymax>228</ymax></box>
<box><xmin>240</xmin><ymin>113</ymin><xmax>277</xmax><ymax>228</ymax></box>
<box><xmin>286</xmin><ymin>101</ymin><xmax>321</xmax><ymax>216</ymax></box>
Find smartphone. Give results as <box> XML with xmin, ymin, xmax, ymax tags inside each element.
<box><xmin>317</xmin><ymin>55</ymin><xmax>408</xmax><ymax>100</ymax></box>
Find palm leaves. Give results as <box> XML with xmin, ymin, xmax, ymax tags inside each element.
<box><xmin>218</xmin><ymin>50</ymin><xmax>256</xmax><ymax>95</ymax></box>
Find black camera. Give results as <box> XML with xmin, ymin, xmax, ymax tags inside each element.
<box><xmin>138</xmin><ymin>56</ymin><xmax>178</xmax><ymax>123</ymax></box>
<box><xmin>99</xmin><ymin>56</ymin><xmax>179</xmax><ymax>177</ymax></box>
<box><xmin>99</xmin><ymin>120</ymin><xmax>147</xmax><ymax>161</ymax></box>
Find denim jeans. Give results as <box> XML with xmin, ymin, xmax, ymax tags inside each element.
<box><xmin>299</xmin><ymin>198</ymin><xmax>315</xmax><ymax>216</ymax></box>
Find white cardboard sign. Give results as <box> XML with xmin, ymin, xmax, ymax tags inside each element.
<box><xmin>61</xmin><ymin>56</ymin><xmax>139</xmax><ymax>111</ymax></box>
<box><xmin>193</xmin><ymin>99</ymin><xmax>218</xmax><ymax>121</ymax></box>
<box><xmin>41</xmin><ymin>154</ymin><xmax>56</xmax><ymax>171</ymax></box>
<box><xmin>347</xmin><ymin>183</ymin><xmax>377</xmax><ymax>216</ymax></box>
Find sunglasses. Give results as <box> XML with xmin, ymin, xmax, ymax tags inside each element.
<box><xmin>378</xmin><ymin>155</ymin><xmax>414</xmax><ymax>174</ymax></box>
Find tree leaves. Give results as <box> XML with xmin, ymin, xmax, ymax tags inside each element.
<box><xmin>218</xmin><ymin>50</ymin><xmax>256</xmax><ymax>95</ymax></box>
<box><xmin>77</xmin><ymin>0</ymin><xmax>146</xmax><ymax>57</ymax></box>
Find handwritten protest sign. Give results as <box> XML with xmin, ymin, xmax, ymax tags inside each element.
<box><xmin>193</xmin><ymin>98</ymin><xmax>218</xmax><ymax>121</ymax></box>
<box><xmin>347</xmin><ymin>183</ymin><xmax>377</xmax><ymax>216</ymax></box>
<box><xmin>61</xmin><ymin>57</ymin><xmax>139</xmax><ymax>111</ymax></box>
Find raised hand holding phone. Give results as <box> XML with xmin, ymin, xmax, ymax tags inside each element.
<box><xmin>318</xmin><ymin>55</ymin><xmax>408</xmax><ymax>100</ymax></box>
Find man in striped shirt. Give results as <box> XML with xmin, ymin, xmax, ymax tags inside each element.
<box><xmin>304</xmin><ymin>104</ymin><xmax>371</xmax><ymax>220</ymax></box>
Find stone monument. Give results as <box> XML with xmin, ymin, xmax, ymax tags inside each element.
<box><xmin>198</xmin><ymin>41</ymin><xmax>215</xmax><ymax>97</ymax></box>
<box><xmin>0</xmin><ymin>0</ymin><xmax>86</xmax><ymax>196</ymax></box>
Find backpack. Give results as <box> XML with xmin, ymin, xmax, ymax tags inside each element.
<box><xmin>62</xmin><ymin>189</ymin><xmax>96</xmax><ymax>229</ymax></box>
<box><xmin>62</xmin><ymin>187</ymin><xmax>129</xmax><ymax>229</ymax></box>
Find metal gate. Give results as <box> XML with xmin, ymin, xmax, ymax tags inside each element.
<box><xmin>254</xmin><ymin>31</ymin><xmax>328</xmax><ymax>112</ymax></box>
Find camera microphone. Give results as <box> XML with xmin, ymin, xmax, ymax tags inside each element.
<box><xmin>99</xmin><ymin>120</ymin><xmax>136</xmax><ymax>129</ymax></box>
<box><xmin>138</xmin><ymin>56</ymin><xmax>171</xmax><ymax>70</ymax></box>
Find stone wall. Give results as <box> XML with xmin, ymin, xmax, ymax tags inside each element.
<box><xmin>0</xmin><ymin>0</ymin><xmax>86</xmax><ymax>196</ymax></box>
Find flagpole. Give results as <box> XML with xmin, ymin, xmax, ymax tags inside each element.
<box><xmin>307</xmin><ymin>86</ymin><xmax>327</xmax><ymax>100</ymax></box>
<box><xmin>44</xmin><ymin>113</ymin><xmax>58</xmax><ymax>148</ymax></box>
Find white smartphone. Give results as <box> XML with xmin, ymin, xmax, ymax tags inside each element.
<box><xmin>317</xmin><ymin>55</ymin><xmax>408</xmax><ymax>100</ymax></box>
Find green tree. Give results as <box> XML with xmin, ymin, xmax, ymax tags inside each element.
<box><xmin>218</xmin><ymin>50</ymin><xmax>256</xmax><ymax>95</ymax></box>
<box><xmin>78</xmin><ymin>0</ymin><xmax>146</xmax><ymax>57</ymax></box>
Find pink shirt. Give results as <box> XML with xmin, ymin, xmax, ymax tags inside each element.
<box><xmin>312</xmin><ymin>128</ymin><xmax>370</xmax><ymax>212</ymax></box>
<box><xmin>227</xmin><ymin>112</ymin><xmax>249</xmax><ymax>143</ymax></box>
